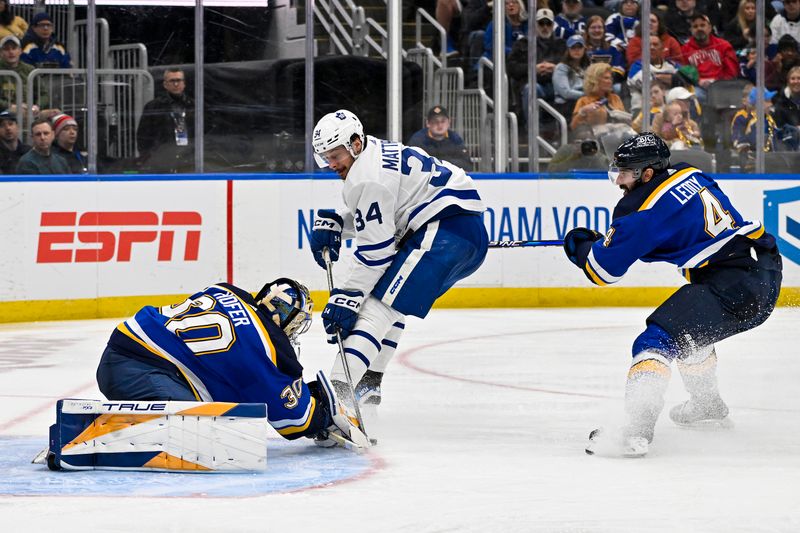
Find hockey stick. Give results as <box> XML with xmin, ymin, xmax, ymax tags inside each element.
<box><xmin>322</xmin><ymin>247</ymin><xmax>370</xmax><ymax>444</ymax></box>
<box><xmin>488</xmin><ymin>239</ymin><xmax>564</xmax><ymax>248</ymax></box>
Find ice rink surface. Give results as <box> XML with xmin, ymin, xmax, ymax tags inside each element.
<box><xmin>1</xmin><ymin>307</ymin><xmax>799</xmax><ymax>532</ymax></box>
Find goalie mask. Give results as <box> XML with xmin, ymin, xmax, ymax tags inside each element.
<box><xmin>255</xmin><ymin>278</ymin><xmax>313</xmax><ymax>340</ymax></box>
<box><xmin>312</xmin><ymin>109</ymin><xmax>364</xmax><ymax>168</ymax></box>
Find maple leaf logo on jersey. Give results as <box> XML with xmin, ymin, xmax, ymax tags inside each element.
<box><xmin>335</xmin><ymin>112</ymin><xmax>346</xmax><ymax>120</ymax></box>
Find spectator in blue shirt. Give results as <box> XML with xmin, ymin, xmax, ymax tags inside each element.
<box><xmin>483</xmin><ymin>0</ymin><xmax>529</xmax><ymax>60</ymax></box>
<box><xmin>21</xmin><ymin>12</ymin><xmax>71</xmax><ymax>69</ymax></box>
<box><xmin>407</xmin><ymin>105</ymin><xmax>472</xmax><ymax>170</ymax></box>
<box><xmin>605</xmin><ymin>0</ymin><xmax>640</xmax><ymax>51</ymax></box>
<box><xmin>555</xmin><ymin>0</ymin><xmax>586</xmax><ymax>41</ymax></box>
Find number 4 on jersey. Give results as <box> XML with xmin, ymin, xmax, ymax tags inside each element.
<box><xmin>699</xmin><ymin>189</ymin><xmax>736</xmax><ymax>237</ymax></box>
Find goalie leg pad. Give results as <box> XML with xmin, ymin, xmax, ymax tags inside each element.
<box><xmin>45</xmin><ymin>399</ymin><xmax>268</xmax><ymax>472</ymax></box>
<box><xmin>315</xmin><ymin>372</ymin><xmax>370</xmax><ymax>451</ymax></box>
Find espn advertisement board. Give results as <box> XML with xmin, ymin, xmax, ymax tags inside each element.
<box><xmin>0</xmin><ymin>175</ymin><xmax>798</xmax><ymax>320</ymax></box>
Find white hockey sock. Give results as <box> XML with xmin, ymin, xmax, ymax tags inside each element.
<box><xmin>331</xmin><ymin>296</ymin><xmax>403</xmax><ymax>384</ymax></box>
<box><xmin>369</xmin><ymin>317</ymin><xmax>405</xmax><ymax>373</ymax></box>
<box><xmin>676</xmin><ymin>345</ymin><xmax>721</xmax><ymax>401</ymax></box>
<box><xmin>624</xmin><ymin>351</ymin><xmax>672</xmax><ymax>442</ymax></box>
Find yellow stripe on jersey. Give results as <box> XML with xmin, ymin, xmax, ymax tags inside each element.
<box><xmin>638</xmin><ymin>167</ymin><xmax>697</xmax><ymax>211</ymax></box>
<box><xmin>116</xmin><ymin>322</ymin><xmax>202</xmax><ymax>401</ymax></box>
<box><xmin>746</xmin><ymin>225</ymin><xmax>765</xmax><ymax>240</ymax></box>
<box><xmin>276</xmin><ymin>397</ymin><xmax>318</xmax><ymax>436</ymax></box>
<box><xmin>209</xmin><ymin>285</ymin><xmax>278</xmax><ymax>366</ymax></box>
<box><xmin>584</xmin><ymin>261</ymin><xmax>608</xmax><ymax>286</ymax></box>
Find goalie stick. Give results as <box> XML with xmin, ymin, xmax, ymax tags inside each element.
<box><xmin>488</xmin><ymin>239</ymin><xmax>564</xmax><ymax>248</ymax></box>
<box><xmin>322</xmin><ymin>247</ymin><xmax>371</xmax><ymax>446</ymax></box>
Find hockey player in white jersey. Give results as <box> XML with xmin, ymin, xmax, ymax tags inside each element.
<box><xmin>310</xmin><ymin>109</ymin><xmax>488</xmax><ymax>410</ymax></box>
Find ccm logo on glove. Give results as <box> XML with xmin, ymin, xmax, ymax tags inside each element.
<box><xmin>310</xmin><ymin>209</ymin><xmax>344</xmax><ymax>268</ymax></box>
<box><xmin>332</xmin><ymin>295</ymin><xmax>361</xmax><ymax>310</ymax></box>
<box><xmin>321</xmin><ymin>289</ymin><xmax>364</xmax><ymax>341</ymax></box>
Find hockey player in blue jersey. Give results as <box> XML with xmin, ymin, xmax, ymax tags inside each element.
<box><xmin>309</xmin><ymin>109</ymin><xmax>488</xmax><ymax>410</ymax></box>
<box><xmin>563</xmin><ymin>132</ymin><xmax>782</xmax><ymax>457</ymax></box>
<box><xmin>95</xmin><ymin>278</ymin><xmax>368</xmax><ymax>448</ymax></box>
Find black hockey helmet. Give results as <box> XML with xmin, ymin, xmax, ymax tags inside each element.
<box><xmin>255</xmin><ymin>278</ymin><xmax>313</xmax><ymax>341</ymax></box>
<box><xmin>612</xmin><ymin>132</ymin><xmax>670</xmax><ymax>174</ymax></box>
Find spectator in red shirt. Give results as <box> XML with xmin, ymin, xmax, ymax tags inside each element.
<box><xmin>681</xmin><ymin>14</ymin><xmax>739</xmax><ymax>100</ymax></box>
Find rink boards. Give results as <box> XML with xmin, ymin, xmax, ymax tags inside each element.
<box><xmin>0</xmin><ymin>173</ymin><xmax>798</xmax><ymax>322</ymax></box>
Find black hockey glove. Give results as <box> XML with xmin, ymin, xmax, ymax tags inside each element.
<box><xmin>564</xmin><ymin>227</ymin><xmax>603</xmax><ymax>267</ymax></box>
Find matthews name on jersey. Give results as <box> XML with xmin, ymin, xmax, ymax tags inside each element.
<box><xmin>578</xmin><ymin>162</ymin><xmax>775</xmax><ymax>285</ymax></box>
<box><xmin>338</xmin><ymin>136</ymin><xmax>485</xmax><ymax>294</ymax></box>
<box><xmin>106</xmin><ymin>283</ymin><xmax>324</xmax><ymax>439</ymax></box>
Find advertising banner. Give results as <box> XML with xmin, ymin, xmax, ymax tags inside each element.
<box><xmin>1</xmin><ymin>174</ymin><xmax>798</xmax><ymax>321</ymax></box>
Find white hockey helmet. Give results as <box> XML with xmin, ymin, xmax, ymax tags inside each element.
<box><xmin>312</xmin><ymin>109</ymin><xmax>364</xmax><ymax>168</ymax></box>
<box><xmin>255</xmin><ymin>278</ymin><xmax>313</xmax><ymax>341</ymax></box>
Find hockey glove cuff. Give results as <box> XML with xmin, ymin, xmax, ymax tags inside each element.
<box><xmin>321</xmin><ymin>289</ymin><xmax>363</xmax><ymax>342</ymax></box>
<box><xmin>564</xmin><ymin>227</ymin><xmax>603</xmax><ymax>267</ymax></box>
<box><xmin>310</xmin><ymin>209</ymin><xmax>344</xmax><ymax>269</ymax></box>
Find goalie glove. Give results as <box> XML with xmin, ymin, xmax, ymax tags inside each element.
<box><xmin>313</xmin><ymin>371</ymin><xmax>370</xmax><ymax>451</ymax></box>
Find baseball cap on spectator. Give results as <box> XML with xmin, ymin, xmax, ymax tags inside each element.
<box><xmin>748</xmin><ymin>88</ymin><xmax>776</xmax><ymax>106</ymax></box>
<box><xmin>0</xmin><ymin>35</ymin><xmax>20</xmax><ymax>48</ymax></box>
<box><xmin>566</xmin><ymin>35</ymin><xmax>585</xmax><ymax>48</ymax></box>
<box><xmin>427</xmin><ymin>105</ymin><xmax>449</xmax><ymax>120</ymax></box>
<box><xmin>666</xmin><ymin>87</ymin><xmax>694</xmax><ymax>104</ymax></box>
<box><xmin>676</xmin><ymin>64</ymin><xmax>699</xmax><ymax>86</ymax></box>
<box><xmin>51</xmin><ymin>113</ymin><xmax>77</xmax><ymax>137</ymax></box>
<box><xmin>0</xmin><ymin>110</ymin><xmax>16</xmax><ymax>122</ymax></box>
<box><xmin>32</xmin><ymin>12</ymin><xmax>53</xmax><ymax>26</ymax></box>
<box><xmin>536</xmin><ymin>9</ymin><xmax>554</xmax><ymax>22</ymax></box>
<box><xmin>689</xmin><ymin>13</ymin><xmax>712</xmax><ymax>25</ymax></box>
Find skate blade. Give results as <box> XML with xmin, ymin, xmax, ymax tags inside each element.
<box><xmin>31</xmin><ymin>447</ymin><xmax>48</xmax><ymax>465</ymax></box>
<box><xmin>673</xmin><ymin>417</ymin><xmax>734</xmax><ymax>431</ymax></box>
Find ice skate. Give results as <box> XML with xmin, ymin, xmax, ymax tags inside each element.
<box><xmin>354</xmin><ymin>370</ymin><xmax>383</xmax><ymax>406</ymax></box>
<box><xmin>669</xmin><ymin>397</ymin><xmax>733</xmax><ymax>429</ymax></box>
<box><xmin>585</xmin><ymin>428</ymin><xmax>649</xmax><ymax>458</ymax></box>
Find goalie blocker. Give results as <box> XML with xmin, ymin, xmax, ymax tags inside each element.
<box><xmin>38</xmin><ymin>399</ymin><xmax>269</xmax><ymax>472</ymax></box>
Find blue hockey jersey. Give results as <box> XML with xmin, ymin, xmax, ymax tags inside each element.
<box><xmin>580</xmin><ymin>163</ymin><xmax>768</xmax><ymax>285</ymax></box>
<box><xmin>107</xmin><ymin>283</ymin><xmax>323</xmax><ymax>439</ymax></box>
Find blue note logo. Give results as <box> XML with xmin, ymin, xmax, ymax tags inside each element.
<box><xmin>764</xmin><ymin>186</ymin><xmax>800</xmax><ymax>265</ymax></box>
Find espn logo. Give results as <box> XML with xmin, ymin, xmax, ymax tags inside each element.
<box><xmin>37</xmin><ymin>211</ymin><xmax>202</xmax><ymax>263</ymax></box>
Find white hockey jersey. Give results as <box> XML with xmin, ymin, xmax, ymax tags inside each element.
<box><xmin>337</xmin><ymin>135</ymin><xmax>485</xmax><ymax>294</ymax></box>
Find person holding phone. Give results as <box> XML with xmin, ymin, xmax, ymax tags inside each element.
<box><xmin>570</xmin><ymin>62</ymin><xmax>628</xmax><ymax>131</ymax></box>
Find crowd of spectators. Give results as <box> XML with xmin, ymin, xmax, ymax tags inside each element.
<box><xmin>426</xmin><ymin>0</ymin><xmax>794</xmax><ymax>169</ymax></box>
<box><xmin>0</xmin><ymin>6</ymin><xmax>86</xmax><ymax>175</ymax></box>
<box><xmin>0</xmin><ymin>2</ymin><xmax>791</xmax><ymax>174</ymax></box>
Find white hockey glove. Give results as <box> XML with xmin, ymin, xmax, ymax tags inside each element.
<box><xmin>314</xmin><ymin>371</ymin><xmax>370</xmax><ymax>451</ymax></box>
